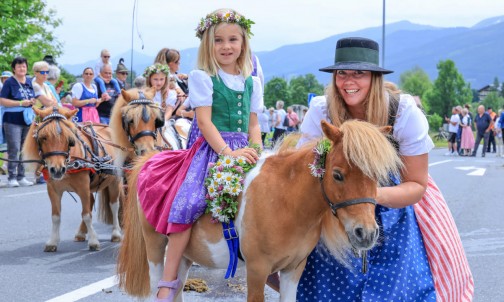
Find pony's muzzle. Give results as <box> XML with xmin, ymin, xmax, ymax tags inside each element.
<box><xmin>49</xmin><ymin>166</ymin><xmax>66</xmax><ymax>180</ymax></box>
<box><xmin>350</xmin><ymin>224</ymin><xmax>379</xmax><ymax>250</ymax></box>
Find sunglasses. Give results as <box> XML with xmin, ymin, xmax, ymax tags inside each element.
<box><xmin>38</xmin><ymin>70</ymin><xmax>50</xmax><ymax>75</ymax></box>
<box><xmin>103</xmin><ymin>56</ymin><xmax>110</xmax><ymax>58</ymax></box>
<box><xmin>118</xmin><ymin>72</ymin><xmax>128</xmax><ymax>75</ymax></box>
<box><xmin>84</xmin><ymin>72</ymin><xmax>94</xmax><ymax>75</ymax></box>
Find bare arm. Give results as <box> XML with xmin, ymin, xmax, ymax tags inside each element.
<box><xmin>164</xmin><ymin>106</ymin><xmax>174</xmax><ymax>120</ymax></box>
<box><xmin>37</xmin><ymin>94</ymin><xmax>55</xmax><ymax>107</ymax></box>
<box><xmin>376</xmin><ymin>153</ymin><xmax>429</xmax><ymax>208</ymax></box>
<box><xmin>196</xmin><ymin>106</ymin><xmax>259</xmax><ymax>163</ymax></box>
<box><xmin>72</xmin><ymin>97</ymin><xmax>98</xmax><ymax>108</ymax></box>
<box><xmin>0</xmin><ymin>97</ymin><xmax>35</xmax><ymax>107</ymax></box>
<box><xmin>248</xmin><ymin>113</ymin><xmax>262</xmax><ymax>149</ymax></box>
<box><xmin>176</xmin><ymin>105</ymin><xmax>195</xmax><ymax>119</ymax></box>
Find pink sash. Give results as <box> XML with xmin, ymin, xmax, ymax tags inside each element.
<box><xmin>81</xmin><ymin>106</ymin><xmax>100</xmax><ymax>123</ymax></box>
<box><xmin>414</xmin><ymin>176</ymin><xmax>474</xmax><ymax>302</ymax></box>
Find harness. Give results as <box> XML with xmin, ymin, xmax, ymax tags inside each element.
<box><xmin>34</xmin><ymin>107</ymin><xmax>117</xmax><ymax>179</ymax></box>
<box><xmin>121</xmin><ymin>91</ymin><xmax>172</xmax><ymax>151</ymax></box>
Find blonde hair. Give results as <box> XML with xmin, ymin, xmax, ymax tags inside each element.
<box><xmin>146</xmin><ymin>72</ymin><xmax>168</xmax><ymax>105</ymax></box>
<box><xmin>326</xmin><ymin>72</ymin><xmax>389</xmax><ymax>127</ymax></box>
<box><xmin>32</xmin><ymin>61</ymin><xmax>49</xmax><ymax>73</ymax></box>
<box><xmin>197</xmin><ymin>8</ymin><xmax>252</xmax><ymax>78</ymax></box>
<box><xmin>154</xmin><ymin>48</ymin><xmax>180</xmax><ymax>65</ymax></box>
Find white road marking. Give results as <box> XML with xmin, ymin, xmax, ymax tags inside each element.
<box><xmin>45</xmin><ymin>276</ymin><xmax>118</xmax><ymax>302</ymax></box>
<box><xmin>428</xmin><ymin>160</ymin><xmax>452</xmax><ymax>167</ymax></box>
<box><xmin>455</xmin><ymin>166</ymin><xmax>486</xmax><ymax>176</ymax></box>
<box><xmin>4</xmin><ymin>190</ymin><xmax>47</xmax><ymax>198</ymax></box>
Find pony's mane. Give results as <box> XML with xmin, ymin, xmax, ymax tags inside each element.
<box><xmin>110</xmin><ymin>88</ymin><xmax>136</xmax><ymax>154</ymax></box>
<box><xmin>339</xmin><ymin>120</ymin><xmax>402</xmax><ymax>184</ymax></box>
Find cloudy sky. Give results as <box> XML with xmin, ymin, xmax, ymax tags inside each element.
<box><xmin>46</xmin><ymin>0</ymin><xmax>504</xmax><ymax>65</ymax></box>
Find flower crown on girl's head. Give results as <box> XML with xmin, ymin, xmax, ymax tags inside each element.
<box><xmin>195</xmin><ymin>9</ymin><xmax>254</xmax><ymax>40</ymax></box>
<box><xmin>143</xmin><ymin>63</ymin><xmax>170</xmax><ymax>79</ymax></box>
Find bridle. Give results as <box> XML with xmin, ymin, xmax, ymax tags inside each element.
<box><xmin>34</xmin><ymin>107</ymin><xmax>75</xmax><ymax>166</ymax></box>
<box><xmin>317</xmin><ymin>150</ymin><xmax>377</xmax><ymax>216</ymax></box>
<box><xmin>121</xmin><ymin>91</ymin><xmax>165</xmax><ymax>147</ymax></box>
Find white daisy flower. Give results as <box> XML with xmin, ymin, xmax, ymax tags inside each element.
<box><xmin>221</xmin><ymin>155</ymin><xmax>235</xmax><ymax>168</ymax></box>
<box><xmin>213</xmin><ymin>171</ymin><xmax>225</xmax><ymax>184</ymax></box>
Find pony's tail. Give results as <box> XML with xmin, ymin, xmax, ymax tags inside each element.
<box><xmin>320</xmin><ymin>211</ymin><xmax>352</xmax><ymax>268</ymax></box>
<box><xmin>98</xmin><ymin>186</ymin><xmax>113</xmax><ymax>225</ymax></box>
<box><xmin>117</xmin><ymin>152</ymin><xmax>156</xmax><ymax>298</ymax></box>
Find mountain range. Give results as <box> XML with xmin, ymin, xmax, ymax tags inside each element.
<box><xmin>63</xmin><ymin>16</ymin><xmax>504</xmax><ymax>90</ymax></box>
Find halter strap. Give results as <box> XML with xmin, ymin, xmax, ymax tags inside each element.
<box><xmin>319</xmin><ymin>177</ymin><xmax>377</xmax><ymax>216</ymax></box>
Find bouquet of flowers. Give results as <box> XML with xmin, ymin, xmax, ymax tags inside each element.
<box><xmin>205</xmin><ymin>145</ymin><xmax>261</xmax><ymax>223</ymax></box>
<box><xmin>308</xmin><ymin>138</ymin><xmax>332</xmax><ymax>178</ymax></box>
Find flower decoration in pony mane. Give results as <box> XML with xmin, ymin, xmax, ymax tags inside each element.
<box><xmin>308</xmin><ymin>138</ymin><xmax>332</xmax><ymax>178</ymax></box>
<box><xmin>142</xmin><ymin>63</ymin><xmax>169</xmax><ymax>79</ymax></box>
<box><xmin>195</xmin><ymin>10</ymin><xmax>254</xmax><ymax>40</ymax></box>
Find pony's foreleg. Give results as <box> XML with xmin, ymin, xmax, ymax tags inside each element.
<box><xmin>75</xmin><ymin>186</ymin><xmax>100</xmax><ymax>251</ymax></box>
<box><xmin>108</xmin><ymin>184</ymin><xmax>122</xmax><ymax>242</ymax></box>
<box><xmin>44</xmin><ymin>186</ymin><xmax>63</xmax><ymax>252</ymax></box>
<box><xmin>245</xmin><ymin>262</ymin><xmax>270</xmax><ymax>302</ymax></box>
<box><xmin>279</xmin><ymin>259</ymin><xmax>307</xmax><ymax>302</ymax></box>
<box><xmin>139</xmin><ymin>211</ymin><xmax>167</xmax><ymax>295</ymax></box>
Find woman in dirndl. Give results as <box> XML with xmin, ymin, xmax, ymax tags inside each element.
<box><xmin>295</xmin><ymin>37</ymin><xmax>474</xmax><ymax>302</ymax></box>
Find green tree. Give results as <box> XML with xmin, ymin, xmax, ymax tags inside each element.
<box><xmin>0</xmin><ymin>0</ymin><xmax>62</xmax><ymax>71</ymax></box>
<box><xmin>287</xmin><ymin>74</ymin><xmax>325</xmax><ymax>106</ymax></box>
<box><xmin>492</xmin><ymin>77</ymin><xmax>500</xmax><ymax>91</ymax></box>
<box><xmin>424</xmin><ymin>60</ymin><xmax>472</xmax><ymax>116</ymax></box>
<box><xmin>264</xmin><ymin>77</ymin><xmax>289</xmax><ymax>108</ymax></box>
<box><xmin>399</xmin><ymin>66</ymin><xmax>433</xmax><ymax>98</ymax></box>
<box><xmin>481</xmin><ymin>92</ymin><xmax>504</xmax><ymax>112</ymax></box>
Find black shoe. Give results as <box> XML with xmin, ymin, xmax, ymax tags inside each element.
<box><xmin>482</xmin><ymin>154</ymin><xmax>485</xmax><ymax>157</ymax></box>
<box><xmin>469</xmin><ymin>154</ymin><xmax>476</xmax><ymax>157</ymax></box>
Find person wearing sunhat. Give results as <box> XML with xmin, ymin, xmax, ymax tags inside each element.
<box><xmin>0</xmin><ymin>71</ymin><xmax>13</xmax><ymax>91</ymax></box>
<box><xmin>295</xmin><ymin>37</ymin><xmax>473</xmax><ymax>301</ymax></box>
<box><xmin>114</xmin><ymin>58</ymin><xmax>129</xmax><ymax>90</ymax></box>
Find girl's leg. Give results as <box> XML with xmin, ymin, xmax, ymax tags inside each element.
<box><xmin>157</xmin><ymin>227</ymin><xmax>191</xmax><ymax>299</ymax></box>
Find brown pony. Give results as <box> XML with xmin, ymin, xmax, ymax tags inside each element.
<box><xmin>22</xmin><ymin>107</ymin><xmax>122</xmax><ymax>252</ymax></box>
<box><xmin>109</xmin><ymin>87</ymin><xmax>168</xmax><ymax>171</ymax></box>
<box><xmin>117</xmin><ymin>120</ymin><xmax>403</xmax><ymax>301</ymax></box>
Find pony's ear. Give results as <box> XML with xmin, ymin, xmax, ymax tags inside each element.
<box><xmin>121</xmin><ymin>89</ymin><xmax>131</xmax><ymax>103</ymax></box>
<box><xmin>379</xmin><ymin>125</ymin><xmax>393</xmax><ymax>135</ymax></box>
<box><xmin>63</xmin><ymin>108</ymin><xmax>79</xmax><ymax>120</ymax></box>
<box><xmin>321</xmin><ymin>120</ymin><xmax>342</xmax><ymax>142</ymax></box>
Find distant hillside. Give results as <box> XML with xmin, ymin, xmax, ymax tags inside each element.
<box><xmin>63</xmin><ymin>16</ymin><xmax>504</xmax><ymax>90</ymax></box>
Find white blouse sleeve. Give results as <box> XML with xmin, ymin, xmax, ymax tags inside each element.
<box><xmin>71</xmin><ymin>83</ymin><xmax>83</xmax><ymax>100</ymax></box>
<box><xmin>296</xmin><ymin>96</ymin><xmax>328</xmax><ymax>147</ymax></box>
<box><xmin>166</xmin><ymin>90</ymin><xmax>177</xmax><ymax>108</ymax></box>
<box><xmin>393</xmin><ymin>94</ymin><xmax>434</xmax><ymax>156</ymax></box>
<box><xmin>250</xmin><ymin>76</ymin><xmax>264</xmax><ymax>114</ymax></box>
<box><xmin>188</xmin><ymin>70</ymin><xmax>213</xmax><ymax>108</ymax></box>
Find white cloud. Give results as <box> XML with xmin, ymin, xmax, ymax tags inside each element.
<box><xmin>46</xmin><ymin>0</ymin><xmax>504</xmax><ymax>64</ymax></box>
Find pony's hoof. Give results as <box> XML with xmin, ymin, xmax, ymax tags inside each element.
<box><xmin>74</xmin><ymin>235</ymin><xmax>86</xmax><ymax>242</ymax></box>
<box><xmin>111</xmin><ymin>235</ymin><xmax>122</xmax><ymax>242</ymax></box>
<box><xmin>89</xmin><ymin>244</ymin><xmax>100</xmax><ymax>251</ymax></box>
<box><xmin>44</xmin><ymin>245</ymin><xmax>57</xmax><ymax>252</ymax></box>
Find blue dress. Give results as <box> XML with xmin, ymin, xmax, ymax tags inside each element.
<box><xmin>296</xmin><ymin>176</ymin><xmax>436</xmax><ymax>301</ymax></box>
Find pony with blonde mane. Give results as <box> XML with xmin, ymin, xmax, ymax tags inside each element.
<box><xmin>117</xmin><ymin>120</ymin><xmax>403</xmax><ymax>301</ymax></box>
<box><xmin>23</xmin><ymin>107</ymin><xmax>122</xmax><ymax>252</ymax></box>
<box><xmin>109</xmin><ymin>88</ymin><xmax>167</xmax><ymax>170</ymax></box>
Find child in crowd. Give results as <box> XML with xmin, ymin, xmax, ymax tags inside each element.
<box><xmin>136</xmin><ymin>8</ymin><xmax>262</xmax><ymax>301</ymax></box>
<box><xmin>144</xmin><ymin>63</ymin><xmax>176</xmax><ymax>121</ymax></box>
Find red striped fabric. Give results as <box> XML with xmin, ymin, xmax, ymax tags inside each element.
<box><xmin>414</xmin><ymin>176</ymin><xmax>474</xmax><ymax>302</ymax></box>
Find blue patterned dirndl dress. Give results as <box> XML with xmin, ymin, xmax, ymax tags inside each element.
<box><xmin>296</xmin><ymin>177</ymin><xmax>436</xmax><ymax>302</ymax></box>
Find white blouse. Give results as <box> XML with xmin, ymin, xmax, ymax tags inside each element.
<box><xmin>188</xmin><ymin>69</ymin><xmax>263</xmax><ymax>114</ymax></box>
<box><xmin>298</xmin><ymin>94</ymin><xmax>434</xmax><ymax>156</ymax></box>
<box><xmin>153</xmin><ymin>90</ymin><xmax>176</xmax><ymax>108</ymax></box>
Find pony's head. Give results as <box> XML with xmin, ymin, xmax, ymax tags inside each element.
<box><xmin>110</xmin><ymin>88</ymin><xmax>163</xmax><ymax>158</ymax></box>
<box><xmin>320</xmin><ymin>119</ymin><xmax>402</xmax><ymax>251</ymax></box>
<box><xmin>30</xmin><ymin>106</ymin><xmax>79</xmax><ymax>180</ymax></box>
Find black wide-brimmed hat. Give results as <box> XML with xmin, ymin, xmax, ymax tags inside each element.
<box><xmin>319</xmin><ymin>37</ymin><xmax>393</xmax><ymax>74</ymax></box>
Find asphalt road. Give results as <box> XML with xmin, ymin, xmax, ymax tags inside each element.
<box><xmin>0</xmin><ymin>148</ymin><xmax>503</xmax><ymax>301</ymax></box>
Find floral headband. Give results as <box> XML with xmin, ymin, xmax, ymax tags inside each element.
<box><xmin>195</xmin><ymin>10</ymin><xmax>254</xmax><ymax>40</ymax></box>
<box><xmin>143</xmin><ymin>63</ymin><xmax>169</xmax><ymax>78</ymax></box>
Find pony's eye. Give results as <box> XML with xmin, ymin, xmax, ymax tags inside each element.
<box><xmin>332</xmin><ymin>170</ymin><xmax>344</xmax><ymax>182</ymax></box>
